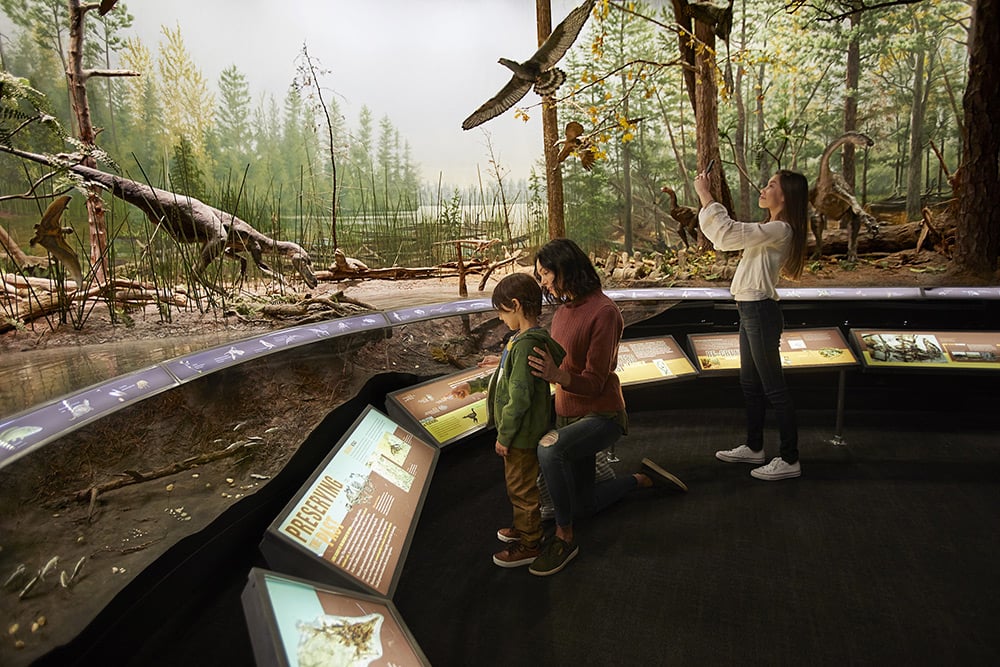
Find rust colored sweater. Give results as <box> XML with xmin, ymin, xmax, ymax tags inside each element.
<box><xmin>550</xmin><ymin>289</ymin><xmax>625</xmax><ymax>418</ymax></box>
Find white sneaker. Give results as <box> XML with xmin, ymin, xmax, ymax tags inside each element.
<box><xmin>715</xmin><ymin>445</ymin><xmax>766</xmax><ymax>464</ymax></box>
<box><xmin>751</xmin><ymin>457</ymin><xmax>801</xmax><ymax>480</ymax></box>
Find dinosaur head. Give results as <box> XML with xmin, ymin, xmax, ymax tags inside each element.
<box><xmin>291</xmin><ymin>250</ymin><xmax>318</xmax><ymax>288</ymax></box>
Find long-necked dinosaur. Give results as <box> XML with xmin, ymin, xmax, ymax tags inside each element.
<box><xmin>1</xmin><ymin>146</ymin><xmax>317</xmax><ymax>289</ymax></box>
<box><xmin>809</xmin><ymin>131</ymin><xmax>880</xmax><ymax>262</ymax></box>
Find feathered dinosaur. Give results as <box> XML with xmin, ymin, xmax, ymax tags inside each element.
<box><xmin>462</xmin><ymin>0</ymin><xmax>595</xmax><ymax>130</ymax></box>
<box><xmin>809</xmin><ymin>131</ymin><xmax>880</xmax><ymax>262</ymax></box>
<box><xmin>660</xmin><ymin>186</ymin><xmax>700</xmax><ymax>250</ymax></box>
<box><xmin>3</xmin><ymin>147</ymin><xmax>317</xmax><ymax>289</ymax></box>
<box><xmin>555</xmin><ymin>121</ymin><xmax>596</xmax><ymax>171</ymax></box>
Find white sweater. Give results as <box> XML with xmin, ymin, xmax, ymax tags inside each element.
<box><xmin>698</xmin><ymin>202</ymin><xmax>791</xmax><ymax>302</ymax></box>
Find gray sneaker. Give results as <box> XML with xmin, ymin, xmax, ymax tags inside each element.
<box><xmin>715</xmin><ymin>445</ymin><xmax>766</xmax><ymax>464</ymax></box>
<box><xmin>751</xmin><ymin>457</ymin><xmax>802</xmax><ymax>480</ymax></box>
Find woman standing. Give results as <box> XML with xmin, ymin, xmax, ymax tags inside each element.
<box><xmin>526</xmin><ymin>238</ymin><xmax>685</xmax><ymax>576</ymax></box>
<box><xmin>694</xmin><ymin>168</ymin><xmax>809</xmax><ymax>481</ymax></box>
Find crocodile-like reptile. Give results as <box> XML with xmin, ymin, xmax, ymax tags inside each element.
<box><xmin>2</xmin><ymin>147</ymin><xmax>317</xmax><ymax>289</ymax></box>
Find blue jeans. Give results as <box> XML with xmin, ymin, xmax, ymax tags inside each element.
<box><xmin>737</xmin><ymin>299</ymin><xmax>798</xmax><ymax>463</ymax></box>
<box><xmin>537</xmin><ymin>415</ymin><xmax>636</xmax><ymax>528</ymax></box>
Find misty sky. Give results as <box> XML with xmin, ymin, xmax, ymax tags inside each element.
<box><xmin>125</xmin><ymin>0</ymin><xmax>585</xmax><ymax>188</ymax></box>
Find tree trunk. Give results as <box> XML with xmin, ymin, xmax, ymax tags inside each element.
<box><xmin>621</xmin><ymin>73</ymin><xmax>634</xmax><ymax>254</ymax></box>
<box><xmin>68</xmin><ymin>0</ymin><xmax>110</xmax><ymax>285</ymax></box>
<box><xmin>733</xmin><ymin>0</ymin><xmax>751</xmax><ymax>220</ymax></box>
<box><xmin>843</xmin><ymin>9</ymin><xmax>861</xmax><ymax>191</ymax></box>
<box><xmin>954</xmin><ymin>0</ymin><xmax>1000</xmax><ymax>277</ymax></box>
<box><xmin>905</xmin><ymin>33</ymin><xmax>927</xmax><ymax>223</ymax></box>
<box><xmin>694</xmin><ymin>18</ymin><xmax>731</xmax><ymax>216</ymax></box>
<box><xmin>537</xmin><ymin>0</ymin><xmax>565</xmax><ymax>240</ymax></box>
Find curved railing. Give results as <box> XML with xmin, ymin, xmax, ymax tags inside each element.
<box><xmin>2</xmin><ymin>285</ymin><xmax>997</xmax><ymax>469</ymax></box>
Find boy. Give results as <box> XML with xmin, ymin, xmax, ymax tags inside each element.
<box><xmin>453</xmin><ymin>272</ymin><xmax>565</xmax><ymax>567</ymax></box>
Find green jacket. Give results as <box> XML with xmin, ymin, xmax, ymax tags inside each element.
<box><xmin>471</xmin><ymin>328</ymin><xmax>566</xmax><ymax>450</ymax></box>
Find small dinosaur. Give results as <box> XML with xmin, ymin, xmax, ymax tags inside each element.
<box><xmin>29</xmin><ymin>195</ymin><xmax>84</xmax><ymax>288</ymax></box>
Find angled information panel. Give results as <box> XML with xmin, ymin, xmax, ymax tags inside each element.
<box><xmin>261</xmin><ymin>406</ymin><xmax>438</xmax><ymax>598</ymax></box>
<box><xmin>385</xmin><ymin>366</ymin><xmax>495</xmax><ymax>448</ymax></box>
<box><xmin>617</xmin><ymin>335</ymin><xmax>698</xmax><ymax>386</ymax></box>
<box><xmin>850</xmin><ymin>329</ymin><xmax>1000</xmax><ymax>370</ymax></box>
<box><xmin>688</xmin><ymin>327</ymin><xmax>858</xmax><ymax>375</ymax></box>
<box><xmin>241</xmin><ymin>567</ymin><xmax>429</xmax><ymax>667</ymax></box>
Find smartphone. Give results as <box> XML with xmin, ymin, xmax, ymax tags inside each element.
<box><xmin>705</xmin><ymin>159</ymin><xmax>715</xmax><ymax>174</ymax></box>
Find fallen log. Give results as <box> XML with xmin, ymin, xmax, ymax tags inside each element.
<box><xmin>806</xmin><ymin>219</ymin><xmax>953</xmax><ymax>256</ymax></box>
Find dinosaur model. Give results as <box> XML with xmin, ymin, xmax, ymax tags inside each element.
<box><xmin>660</xmin><ymin>186</ymin><xmax>700</xmax><ymax>249</ymax></box>
<box><xmin>462</xmin><ymin>0</ymin><xmax>595</xmax><ymax>130</ymax></box>
<box><xmin>2</xmin><ymin>147</ymin><xmax>317</xmax><ymax>289</ymax></box>
<box><xmin>809</xmin><ymin>131</ymin><xmax>880</xmax><ymax>261</ymax></box>
<box><xmin>555</xmin><ymin>121</ymin><xmax>596</xmax><ymax>171</ymax></box>
<box><xmin>29</xmin><ymin>195</ymin><xmax>84</xmax><ymax>288</ymax></box>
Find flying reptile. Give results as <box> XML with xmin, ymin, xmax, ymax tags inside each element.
<box><xmin>462</xmin><ymin>0</ymin><xmax>596</xmax><ymax>131</ymax></box>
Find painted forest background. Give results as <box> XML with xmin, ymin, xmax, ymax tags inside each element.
<box><xmin>0</xmin><ymin>0</ymin><xmax>979</xmax><ymax>276</ymax></box>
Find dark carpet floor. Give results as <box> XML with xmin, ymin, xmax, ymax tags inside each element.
<box><xmin>35</xmin><ymin>374</ymin><xmax>1000</xmax><ymax>667</ymax></box>
<box><xmin>392</xmin><ymin>407</ymin><xmax>1000</xmax><ymax>666</ymax></box>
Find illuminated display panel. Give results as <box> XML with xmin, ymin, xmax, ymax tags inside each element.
<box><xmin>850</xmin><ymin>329</ymin><xmax>1000</xmax><ymax>370</ymax></box>
<box><xmin>261</xmin><ymin>406</ymin><xmax>438</xmax><ymax>598</ymax></box>
<box><xmin>241</xmin><ymin>567</ymin><xmax>429</xmax><ymax>667</ymax></box>
<box><xmin>616</xmin><ymin>336</ymin><xmax>698</xmax><ymax>386</ymax></box>
<box><xmin>385</xmin><ymin>366</ymin><xmax>495</xmax><ymax>448</ymax></box>
<box><xmin>688</xmin><ymin>328</ymin><xmax>858</xmax><ymax>375</ymax></box>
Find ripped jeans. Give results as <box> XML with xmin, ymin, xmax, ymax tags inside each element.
<box><xmin>537</xmin><ymin>415</ymin><xmax>636</xmax><ymax>529</ymax></box>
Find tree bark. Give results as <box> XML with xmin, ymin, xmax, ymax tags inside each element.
<box><xmin>843</xmin><ymin>8</ymin><xmax>861</xmax><ymax>191</ymax></box>
<box><xmin>954</xmin><ymin>0</ymin><xmax>1000</xmax><ymax>277</ymax></box>
<box><xmin>621</xmin><ymin>74</ymin><xmax>634</xmax><ymax>254</ymax></box>
<box><xmin>537</xmin><ymin>0</ymin><xmax>565</xmax><ymax>240</ymax></box>
<box><xmin>68</xmin><ymin>0</ymin><xmax>109</xmax><ymax>285</ymax></box>
<box><xmin>905</xmin><ymin>21</ymin><xmax>933</xmax><ymax>223</ymax></box>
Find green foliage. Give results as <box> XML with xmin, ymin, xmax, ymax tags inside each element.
<box><xmin>169</xmin><ymin>135</ymin><xmax>206</xmax><ymax>199</ymax></box>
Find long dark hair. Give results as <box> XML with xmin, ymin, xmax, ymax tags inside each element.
<box><xmin>534</xmin><ymin>238</ymin><xmax>602</xmax><ymax>304</ymax></box>
<box><xmin>776</xmin><ymin>169</ymin><xmax>809</xmax><ymax>280</ymax></box>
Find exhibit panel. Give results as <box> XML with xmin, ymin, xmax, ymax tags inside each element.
<box><xmin>0</xmin><ymin>364</ymin><xmax>177</xmax><ymax>469</ymax></box>
<box><xmin>164</xmin><ymin>314</ymin><xmax>390</xmax><ymax>382</ymax></box>
<box><xmin>688</xmin><ymin>328</ymin><xmax>858</xmax><ymax>375</ymax></box>
<box><xmin>385</xmin><ymin>365</ymin><xmax>495</xmax><ymax>447</ymax></box>
<box><xmin>850</xmin><ymin>329</ymin><xmax>1000</xmax><ymax>370</ymax></box>
<box><xmin>241</xmin><ymin>567</ymin><xmax>430</xmax><ymax>667</ymax></box>
<box><xmin>616</xmin><ymin>335</ymin><xmax>698</xmax><ymax>386</ymax></box>
<box><xmin>260</xmin><ymin>406</ymin><xmax>439</xmax><ymax>598</ymax></box>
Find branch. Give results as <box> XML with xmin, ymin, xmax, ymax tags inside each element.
<box><xmin>784</xmin><ymin>0</ymin><xmax>924</xmax><ymax>22</ymax></box>
<box><xmin>81</xmin><ymin>68</ymin><xmax>141</xmax><ymax>80</ymax></box>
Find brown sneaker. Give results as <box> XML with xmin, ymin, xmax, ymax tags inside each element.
<box><xmin>496</xmin><ymin>527</ymin><xmax>520</xmax><ymax>543</ymax></box>
<box><xmin>492</xmin><ymin>542</ymin><xmax>541</xmax><ymax>568</ymax></box>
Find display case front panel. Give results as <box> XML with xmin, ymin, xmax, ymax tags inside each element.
<box><xmin>261</xmin><ymin>406</ymin><xmax>438</xmax><ymax>598</ymax></box>
<box><xmin>851</xmin><ymin>329</ymin><xmax>1000</xmax><ymax>370</ymax></box>
<box><xmin>689</xmin><ymin>328</ymin><xmax>857</xmax><ymax>374</ymax></box>
<box><xmin>616</xmin><ymin>335</ymin><xmax>698</xmax><ymax>386</ymax></box>
<box><xmin>385</xmin><ymin>366</ymin><xmax>495</xmax><ymax>447</ymax></box>
<box><xmin>241</xmin><ymin>567</ymin><xmax>429</xmax><ymax>667</ymax></box>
